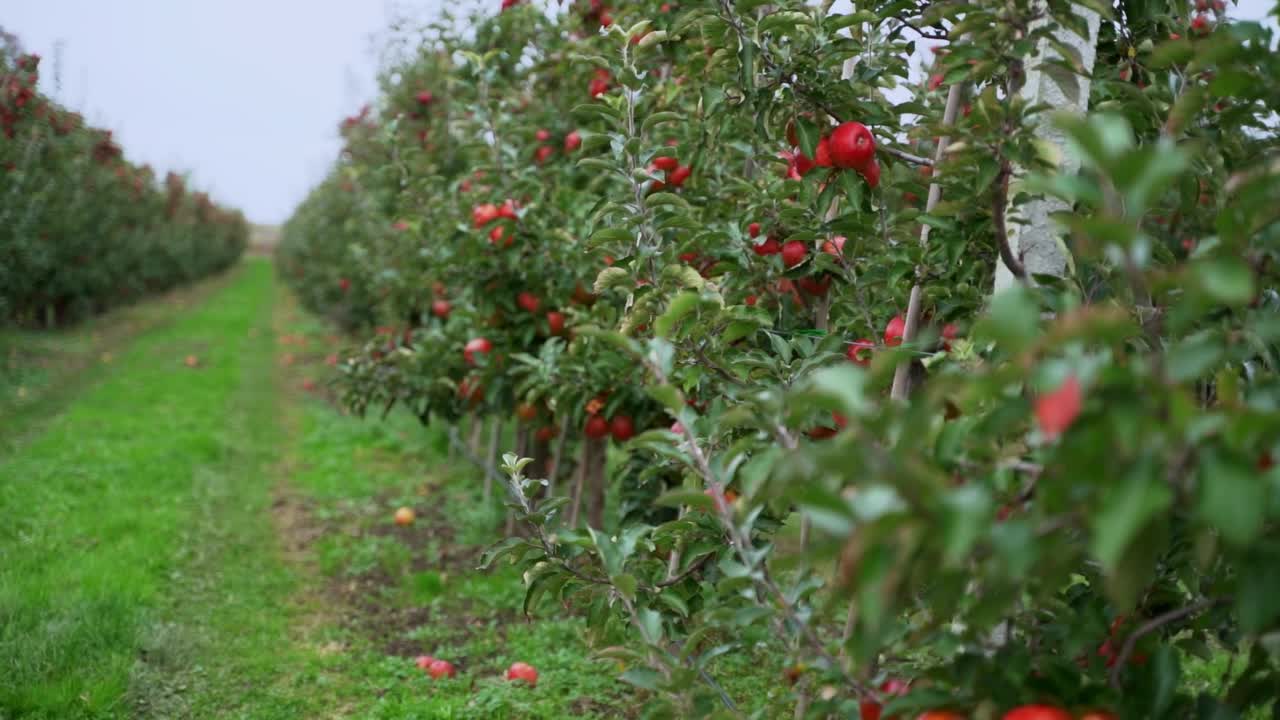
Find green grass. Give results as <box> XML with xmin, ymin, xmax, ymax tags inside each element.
<box><xmin>0</xmin><ymin>260</ymin><xmax>344</xmax><ymax>719</ymax></box>
<box><xmin>0</xmin><ymin>260</ymin><xmax>778</xmax><ymax>719</ymax></box>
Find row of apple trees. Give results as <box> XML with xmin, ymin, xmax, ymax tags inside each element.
<box><xmin>0</xmin><ymin>30</ymin><xmax>248</xmax><ymax>328</ymax></box>
<box><xmin>278</xmin><ymin>0</ymin><xmax>1279</xmax><ymax>717</ymax></box>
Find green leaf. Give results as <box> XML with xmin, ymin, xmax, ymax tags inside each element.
<box><xmin>1198</xmin><ymin>451</ymin><xmax>1266</xmax><ymax>547</ymax></box>
<box><xmin>656</xmin><ymin>489</ymin><xmax>714</xmax><ymax>510</ymax></box>
<box><xmin>655</xmin><ymin>291</ymin><xmax>700</xmax><ymax>339</ymax></box>
<box><xmin>619</xmin><ymin>667</ymin><xmax>662</xmax><ymax>690</ymax></box>
<box><xmin>641</xmin><ymin>111</ymin><xmax>683</xmax><ymax>134</ymax></box>
<box><xmin>614</xmin><ymin>573</ymin><xmax>638</xmax><ymax>601</ymax></box>
<box><xmin>1193</xmin><ymin>256</ymin><xmax>1256</xmax><ymax>306</ymax></box>
<box><xmin>1091</xmin><ymin>465</ymin><xmax>1172</xmax><ymax>571</ymax></box>
<box><xmin>1165</xmin><ymin>332</ymin><xmax>1224</xmax><ymax>383</ymax></box>
<box><xmin>975</xmin><ymin>286</ymin><xmax>1040</xmax><ymax>353</ymax></box>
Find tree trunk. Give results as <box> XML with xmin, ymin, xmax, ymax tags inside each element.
<box><xmin>586</xmin><ymin>436</ymin><xmax>607</xmax><ymax>529</ymax></box>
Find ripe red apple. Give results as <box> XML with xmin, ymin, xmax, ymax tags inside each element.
<box><xmin>668</xmin><ymin>165</ymin><xmax>692</xmax><ymax>187</ymax></box>
<box><xmin>941</xmin><ymin>323</ymin><xmax>959</xmax><ymax>351</ymax></box>
<box><xmin>610</xmin><ymin>415</ymin><xmax>635</xmax><ymax>442</ymax></box>
<box><xmin>458</xmin><ymin>378</ymin><xmax>484</xmax><ymax>404</ymax></box>
<box><xmin>1002</xmin><ymin>705</ymin><xmax>1071</xmax><ymax>720</ymax></box>
<box><xmin>821</xmin><ymin>235</ymin><xmax>847</xmax><ymax>257</ymax></box>
<box><xmin>394</xmin><ymin>507</ymin><xmax>415</xmax><ymax>526</ymax></box>
<box><xmin>416</xmin><ymin>90</ymin><xmax>433</xmax><ymax>105</ymax></box>
<box><xmin>535</xmin><ymin>128</ymin><xmax>551</xmax><ymax>142</ymax></box>
<box><xmin>748</xmin><ymin>222</ymin><xmax>761</xmax><ymax>238</ymax></box>
<box><xmin>883</xmin><ymin>314</ymin><xmax>905</xmax><ymax>346</ymax></box>
<box><xmin>542</xmin><ymin>311</ymin><xmax>564</xmax><ymax>336</ymax></box>
<box><xmin>781</xmin><ymin>240</ymin><xmax>808</xmax><ymax>268</ymax></box>
<box><xmin>797</xmin><ymin>275</ymin><xmax>831</xmax><ymax>296</ymax></box>
<box><xmin>506</xmin><ymin>661</ymin><xmax>538</xmax><ymax>687</ymax></box>
<box><xmin>516</xmin><ymin>403</ymin><xmax>539</xmax><ymax>421</ymax></box>
<box><xmin>1035</xmin><ymin>375</ymin><xmax>1082</xmax><ymax>438</ymax></box>
<box><xmin>463</xmin><ymin>337</ymin><xmax>493</xmax><ymax>365</ymax></box>
<box><xmin>919</xmin><ymin>713</ymin><xmax>966</xmax><ymax>720</ymax></box>
<box><xmin>431</xmin><ymin>299</ymin><xmax>452</xmax><ymax>319</ymax></box>
<box><xmin>861</xmin><ymin>159</ymin><xmax>881</xmax><ymax>189</ymax></box>
<box><xmin>498</xmin><ymin>198</ymin><xmax>519</xmax><ymax>219</ymax></box>
<box><xmin>829</xmin><ymin>121</ymin><xmax>875</xmax><ymax>169</ymax></box>
<box><xmin>814</xmin><ymin>135</ymin><xmax>834</xmax><ymax>167</ymax></box>
<box><xmin>1078</xmin><ymin>712</ymin><xmax>1118</xmax><ymax>720</ymax></box>
<box><xmin>1191</xmin><ymin>13</ymin><xmax>1210</xmax><ymax>33</ymax></box>
<box><xmin>752</xmin><ymin>237</ymin><xmax>782</xmax><ymax>256</ymax></box>
<box><xmin>325</xmin><ymin>353</ymin><xmax>339</xmax><ymax>366</ymax></box>
<box><xmin>428</xmin><ymin>659</ymin><xmax>456</xmax><ymax>679</ymax></box>
<box><xmin>415</xmin><ymin>655</ymin><xmax>436</xmax><ymax>671</ymax></box>
<box><xmin>489</xmin><ymin>225</ymin><xmax>510</xmax><ymax>246</ymax></box>
<box><xmin>745</xmin><ymin>294</ymin><xmax>758</xmax><ymax>306</ymax></box>
<box><xmin>585</xmin><ymin>415</ymin><xmax>610</xmax><ymax>439</ymax></box>
<box><xmin>535</xmin><ymin>425</ymin><xmax>558</xmax><ymax>442</ymax></box>
<box><xmin>564</xmin><ymin>130</ymin><xmax>582</xmax><ymax>152</ymax></box>
<box><xmin>846</xmin><ymin>338</ymin><xmax>875</xmax><ymax>366</ymax></box>
<box><xmin>928</xmin><ymin>73</ymin><xmax>945</xmax><ymax>91</ymax></box>
<box><xmin>339</xmin><ymin>277</ymin><xmax>351</xmax><ymax>292</ymax></box>
<box><xmin>517</xmin><ymin>291</ymin><xmax>541</xmax><ymax>313</ymax></box>
<box><xmin>534</xmin><ymin>145</ymin><xmax>554</xmax><ymax>163</ymax></box>
<box><xmin>472</xmin><ymin>203</ymin><xmax>500</xmax><ymax>227</ymax></box>
<box><xmin>651</xmin><ymin>156</ymin><xmax>679</xmax><ymax>172</ymax></box>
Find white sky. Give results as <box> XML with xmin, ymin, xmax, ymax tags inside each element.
<box><xmin>6</xmin><ymin>0</ymin><xmax>1276</xmax><ymax>225</ymax></box>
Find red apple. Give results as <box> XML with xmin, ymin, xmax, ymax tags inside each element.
<box><xmin>506</xmin><ymin>661</ymin><xmax>538</xmax><ymax>686</ymax></box>
<box><xmin>428</xmin><ymin>659</ymin><xmax>456</xmax><ymax>679</ymax></box>
<box><xmin>814</xmin><ymin>135</ymin><xmax>834</xmax><ymax>167</ymax></box>
<box><xmin>394</xmin><ymin>507</ymin><xmax>415</xmax><ymax>525</ymax></box>
<box><xmin>415</xmin><ymin>655</ymin><xmax>436</xmax><ymax>670</ymax></box>
<box><xmin>748</xmin><ymin>222</ymin><xmax>761</xmax><ymax>238</ymax></box>
<box><xmin>941</xmin><ymin>323</ymin><xmax>959</xmax><ymax>351</ymax></box>
<box><xmin>781</xmin><ymin>240</ymin><xmax>808</xmax><ymax>268</ymax></box>
<box><xmin>651</xmin><ymin>156</ymin><xmax>679</xmax><ymax>172</ymax></box>
<box><xmin>752</xmin><ymin>237</ymin><xmax>782</xmax><ymax>256</ymax></box>
<box><xmin>1035</xmin><ymin>375</ymin><xmax>1082</xmax><ymax>439</ymax></box>
<box><xmin>668</xmin><ymin>165</ymin><xmax>692</xmax><ymax>187</ymax></box>
<box><xmin>472</xmin><ymin>203</ymin><xmax>500</xmax><ymax>227</ymax></box>
<box><xmin>517</xmin><ymin>291</ymin><xmax>541</xmax><ymax>313</ymax></box>
<box><xmin>416</xmin><ymin>90</ymin><xmax>433</xmax><ymax>105</ymax></box>
<box><xmin>564</xmin><ymin>130</ymin><xmax>582</xmax><ymax>152</ymax></box>
<box><xmin>339</xmin><ymin>277</ymin><xmax>351</xmax><ymax>292</ymax></box>
<box><xmin>463</xmin><ymin>337</ymin><xmax>493</xmax><ymax>365</ymax></box>
<box><xmin>546</xmin><ymin>311</ymin><xmax>566</xmax><ymax>335</ymax></box>
<box><xmin>535</xmin><ymin>145</ymin><xmax>554</xmax><ymax>163</ymax></box>
<box><xmin>535</xmin><ymin>128</ymin><xmax>550</xmax><ymax>141</ymax></box>
<box><xmin>861</xmin><ymin>159</ymin><xmax>881</xmax><ymax>189</ymax></box>
<box><xmin>610</xmin><ymin>414</ymin><xmax>635</xmax><ymax>442</ymax></box>
<box><xmin>846</xmin><ymin>338</ymin><xmax>875</xmax><ymax>366</ymax></box>
<box><xmin>498</xmin><ymin>198</ymin><xmax>519</xmax><ymax>219</ymax></box>
<box><xmin>883</xmin><ymin>314</ymin><xmax>905</xmax><ymax>346</ymax></box>
<box><xmin>516</xmin><ymin>403</ymin><xmax>539</xmax><ymax>421</ymax></box>
<box><xmin>432</xmin><ymin>299</ymin><xmax>451</xmax><ymax>319</ymax></box>
<box><xmin>821</xmin><ymin>235</ymin><xmax>847</xmax><ymax>257</ymax></box>
<box><xmin>585</xmin><ymin>415</ymin><xmax>610</xmax><ymax>439</ymax></box>
<box><xmin>829</xmin><ymin>121</ymin><xmax>875</xmax><ymax>169</ymax></box>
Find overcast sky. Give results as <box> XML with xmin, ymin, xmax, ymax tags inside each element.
<box><xmin>7</xmin><ymin>1</ymin><xmax>1275</xmax><ymax>225</ymax></box>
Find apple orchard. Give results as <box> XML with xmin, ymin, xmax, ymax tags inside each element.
<box><xmin>277</xmin><ymin>0</ymin><xmax>1280</xmax><ymax>718</ymax></box>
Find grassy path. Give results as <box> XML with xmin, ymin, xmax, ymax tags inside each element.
<box><xmin>0</xmin><ymin>260</ymin><xmax>645</xmax><ymax>720</ymax></box>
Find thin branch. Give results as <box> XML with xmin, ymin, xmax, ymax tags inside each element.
<box><xmin>993</xmin><ymin>156</ymin><xmax>1028</xmax><ymax>281</ymax></box>
<box><xmin>893</xmin><ymin>15</ymin><xmax>948</xmax><ymax>40</ymax></box>
<box><xmin>656</xmin><ymin>551</ymin><xmax>713</xmax><ymax>588</ymax></box>
<box><xmin>1108</xmin><ymin>597</ymin><xmax>1228</xmax><ymax>690</ymax></box>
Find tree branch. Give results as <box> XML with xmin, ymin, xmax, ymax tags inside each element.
<box><xmin>993</xmin><ymin>156</ymin><xmax>1028</xmax><ymax>282</ymax></box>
<box><xmin>1108</xmin><ymin>597</ymin><xmax>1229</xmax><ymax>690</ymax></box>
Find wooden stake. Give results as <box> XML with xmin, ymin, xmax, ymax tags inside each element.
<box><xmin>889</xmin><ymin>82</ymin><xmax>966</xmax><ymax>402</ymax></box>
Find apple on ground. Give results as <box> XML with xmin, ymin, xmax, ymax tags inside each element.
<box><xmin>394</xmin><ymin>507</ymin><xmax>415</xmax><ymax>526</ymax></box>
<box><xmin>506</xmin><ymin>661</ymin><xmax>538</xmax><ymax>687</ymax></box>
